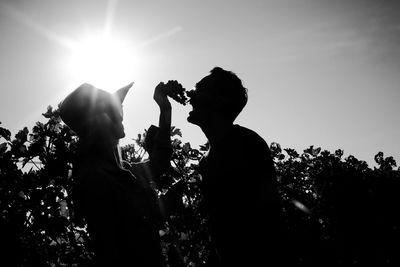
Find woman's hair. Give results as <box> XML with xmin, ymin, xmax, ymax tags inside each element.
<box><xmin>60</xmin><ymin>83</ymin><xmax>131</xmax><ymax>136</ymax></box>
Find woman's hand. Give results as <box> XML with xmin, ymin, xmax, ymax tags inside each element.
<box><xmin>154</xmin><ymin>82</ymin><xmax>172</xmax><ymax>111</ymax></box>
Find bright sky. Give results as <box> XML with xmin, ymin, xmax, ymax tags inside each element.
<box><xmin>0</xmin><ymin>0</ymin><xmax>399</xmax><ymax>167</ymax></box>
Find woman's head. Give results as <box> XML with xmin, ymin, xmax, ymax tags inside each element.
<box><xmin>60</xmin><ymin>83</ymin><xmax>132</xmax><ymax>141</ymax></box>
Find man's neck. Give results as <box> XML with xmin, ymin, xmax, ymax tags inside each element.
<box><xmin>201</xmin><ymin>120</ymin><xmax>234</xmax><ymax>148</ymax></box>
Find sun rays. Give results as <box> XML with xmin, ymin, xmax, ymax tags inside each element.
<box><xmin>0</xmin><ymin>2</ymin><xmax>77</xmax><ymax>50</ymax></box>
<box><xmin>67</xmin><ymin>34</ymin><xmax>137</xmax><ymax>92</ymax></box>
<box><xmin>0</xmin><ymin>0</ymin><xmax>182</xmax><ymax>93</ymax></box>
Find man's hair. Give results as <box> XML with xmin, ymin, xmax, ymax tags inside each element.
<box><xmin>209</xmin><ymin>67</ymin><xmax>248</xmax><ymax>122</ymax></box>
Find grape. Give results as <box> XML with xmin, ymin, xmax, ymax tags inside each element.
<box><xmin>164</xmin><ymin>80</ymin><xmax>189</xmax><ymax>105</ymax></box>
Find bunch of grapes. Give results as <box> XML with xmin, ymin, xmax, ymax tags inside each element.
<box><xmin>164</xmin><ymin>80</ymin><xmax>189</xmax><ymax>105</ymax></box>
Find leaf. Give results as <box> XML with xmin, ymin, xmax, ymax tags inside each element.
<box><xmin>171</xmin><ymin>127</ymin><xmax>182</xmax><ymax>137</ymax></box>
<box><xmin>14</xmin><ymin>127</ymin><xmax>29</xmax><ymax>143</ymax></box>
<box><xmin>0</xmin><ymin>125</ymin><xmax>11</xmax><ymax>141</ymax></box>
<box><xmin>374</xmin><ymin>152</ymin><xmax>384</xmax><ymax>165</ymax></box>
<box><xmin>42</xmin><ymin>105</ymin><xmax>54</xmax><ymax>118</ymax></box>
<box><xmin>385</xmin><ymin>156</ymin><xmax>397</xmax><ymax>168</ymax></box>
<box><xmin>285</xmin><ymin>148</ymin><xmax>299</xmax><ymax>158</ymax></box>
<box><xmin>0</xmin><ymin>142</ymin><xmax>8</xmax><ymax>154</ymax></box>
<box><xmin>188</xmin><ymin>148</ymin><xmax>200</xmax><ymax>159</ymax></box>
<box><xmin>270</xmin><ymin>142</ymin><xmax>282</xmax><ymax>153</ymax></box>
<box><xmin>183</xmin><ymin>142</ymin><xmax>191</xmax><ymax>153</ymax></box>
<box><xmin>19</xmin><ymin>144</ymin><xmax>27</xmax><ymax>154</ymax></box>
<box><xmin>172</xmin><ymin>139</ymin><xmax>182</xmax><ymax>147</ymax></box>
<box><xmin>199</xmin><ymin>142</ymin><xmax>210</xmax><ymax>152</ymax></box>
<box><xmin>334</xmin><ymin>149</ymin><xmax>344</xmax><ymax>158</ymax></box>
<box><xmin>313</xmin><ymin>147</ymin><xmax>321</xmax><ymax>156</ymax></box>
<box><xmin>303</xmin><ymin>145</ymin><xmax>321</xmax><ymax>157</ymax></box>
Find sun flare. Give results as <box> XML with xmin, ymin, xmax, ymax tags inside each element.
<box><xmin>69</xmin><ymin>35</ymin><xmax>137</xmax><ymax>91</ymax></box>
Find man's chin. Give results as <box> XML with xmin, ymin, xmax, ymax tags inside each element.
<box><xmin>187</xmin><ymin>113</ymin><xmax>198</xmax><ymax>125</ymax></box>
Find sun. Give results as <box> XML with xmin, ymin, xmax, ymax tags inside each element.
<box><xmin>68</xmin><ymin>35</ymin><xmax>137</xmax><ymax>91</ymax></box>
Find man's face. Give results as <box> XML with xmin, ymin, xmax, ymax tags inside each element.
<box><xmin>187</xmin><ymin>75</ymin><xmax>218</xmax><ymax>126</ymax></box>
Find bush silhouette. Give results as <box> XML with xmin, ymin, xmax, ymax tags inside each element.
<box><xmin>1</xmin><ymin>106</ymin><xmax>399</xmax><ymax>266</ymax></box>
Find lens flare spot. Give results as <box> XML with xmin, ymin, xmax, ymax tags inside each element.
<box><xmin>69</xmin><ymin>35</ymin><xmax>137</xmax><ymax>91</ymax></box>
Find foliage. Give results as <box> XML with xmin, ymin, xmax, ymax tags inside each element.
<box><xmin>271</xmin><ymin>142</ymin><xmax>400</xmax><ymax>265</ymax></box>
<box><xmin>120</xmin><ymin>125</ymin><xmax>211</xmax><ymax>266</ymax></box>
<box><xmin>1</xmin><ymin>107</ymin><xmax>400</xmax><ymax>266</ymax></box>
<box><xmin>1</xmin><ymin>107</ymin><xmax>91</xmax><ymax>266</ymax></box>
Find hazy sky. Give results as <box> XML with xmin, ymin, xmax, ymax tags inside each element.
<box><xmin>1</xmin><ymin>0</ymin><xmax>399</xmax><ymax>167</ymax></box>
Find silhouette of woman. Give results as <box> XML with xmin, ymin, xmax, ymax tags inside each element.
<box><xmin>60</xmin><ymin>82</ymin><xmax>172</xmax><ymax>266</ymax></box>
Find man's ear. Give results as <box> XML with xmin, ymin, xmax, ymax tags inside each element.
<box><xmin>212</xmin><ymin>95</ymin><xmax>231</xmax><ymax>110</ymax></box>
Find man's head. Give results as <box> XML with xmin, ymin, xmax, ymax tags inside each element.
<box><xmin>59</xmin><ymin>83</ymin><xmax>133</xmax><ymax>140</ymax></box>
<box><xmin>187</xmin><ymin>67</ymin><xmax>248</xmax><ymax>126</ymax></box>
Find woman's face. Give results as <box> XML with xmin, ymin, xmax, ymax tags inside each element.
<box><xmin>91</xmin><ymin>103</ymin><xmax>125</xmax><ymax>141</ymax></box>
<box><xmin>107</xmin><ymin>103</ymin><xmax>125</xmax><ymax>140</ymax></box>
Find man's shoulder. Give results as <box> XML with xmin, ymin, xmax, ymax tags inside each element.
<box><xmin>231</xmin><ymin>124</ymin><xmax>268</xmax><ymax>147</ymax></box>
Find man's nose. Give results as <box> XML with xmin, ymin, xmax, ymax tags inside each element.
<box><xmin>187</xmin><ymin>90</ymin><xmax>197</xmax><ymax>105</ymax></box>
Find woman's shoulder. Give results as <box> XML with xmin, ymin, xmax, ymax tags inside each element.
<box><xmin>75</xmin><ymin>165</ymin><xmax>136</xmax><ymax>193</ymax></box>
<box><xmin>74</xmin><ymin>167</ymin><xmax>108</xmax><ymax>192</ymax></box>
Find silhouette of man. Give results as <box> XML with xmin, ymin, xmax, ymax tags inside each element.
<box><xmin>187</xmin><ymin>67</ymin><xmax>285</xmax><ymax>266</ymax></box>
